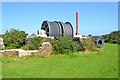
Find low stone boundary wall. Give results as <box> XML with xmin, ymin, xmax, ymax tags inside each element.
<box><xmin>0</xmin><ymin>42</ymin><xmax>53</xmax><ymax>58</ymax></box>
<box><xmin>0</xmin><ymin>49</ymin><xmax>38</xmax><ymax>58</ymax></box>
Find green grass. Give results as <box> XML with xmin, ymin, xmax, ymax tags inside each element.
<box><xmin>2</xmin><ymin>43</ymin><xmax>118</xmax><ymax>78</ymax></box>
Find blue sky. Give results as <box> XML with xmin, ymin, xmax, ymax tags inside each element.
<box><xmin>2</xmin><ymin>2</ymin><xmax>118</xmax><ymax>36</ymax></box>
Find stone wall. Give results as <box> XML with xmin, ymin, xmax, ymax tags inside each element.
<box><xmin>0</xmin><ymin>41</ymin><xmax>53</xmax><ymax>58</ymax></box>
<box><xmin>38</xmin><ymin>42</ymin><xmax>52</xmax><ymax>57</ymax></box>
<box><xmin>0</xmin><ymin>37</ymin><xmax>5</xmax><ymax>49</ymax></box>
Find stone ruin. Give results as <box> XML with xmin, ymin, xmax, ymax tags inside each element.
<box><xmin>0</xmin><ymin>41</ymin><xmax>52</xmax><ymax>58</ymax></box>
<box><xmin>0</xmin><ymin>37</ymin><xmax>5</xmax><ymax>49</ymax></box>
<box><xmin>38</xmin><ymin>42</ymin><xmax>52</xmax><ymax>57</ymax></box>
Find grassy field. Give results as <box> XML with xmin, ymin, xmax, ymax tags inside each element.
<box><xmin>2</xmin><ymin>43</ymin><xmax>118</xmax><ymax>78</ymax></box>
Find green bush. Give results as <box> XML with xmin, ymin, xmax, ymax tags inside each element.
<box><xmin>21</xmin><ymin>44</ymin><xmax>33</xmax><ymax>50</ymax></box>
<box><xmin>80</xmin><ymin>38</ymin><xmax>97</xmax><ymax>52</ymax></box>
<box><xmin>73</xmin><ymin>38</ymin><xmax>84</xmax><ymax>51</ymax></box>
<box><xmin>102</xmin><ymin>30</ymin><xmax>120</xmax><ymax>44</ymax></box>
<box><xmin>51</xmin><ymin>37</ymin><xmax>75</xmax><ymax>54</ymax></box>
<box><xmin>51</xmin><ymin>37</ymin><xmax>97</xmax><ymax>54</ymax></box>
<box><xmin>22</xmin><ymin>36</ymin><xmax>43</xmax><ymax>50</ymax></box>
<box><xmin>2</xmin><ymin>29</ymin><xmax>26</xmax><ymax>49</ymax></box>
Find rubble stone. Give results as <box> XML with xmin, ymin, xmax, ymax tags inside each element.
<box><xmin>0</xmin><ymin>37</ymin><xmax>5</xmax><ymax>49</ymax></box>
<box><xmin>38</xmin><ymin>42</ymin><xmax>52</xmax><ymax>57</ymax></box>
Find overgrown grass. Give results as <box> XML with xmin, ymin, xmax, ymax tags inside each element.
<box><xmin>2</xmin><ymin>43</ymin><xmax>118</xmax><ymax>78</ymax></box>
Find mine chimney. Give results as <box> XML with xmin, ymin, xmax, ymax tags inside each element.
<box><xmin>76</xmin><ymin>12</ymin><xmax>79</xmax><ymax>35</ymax></box>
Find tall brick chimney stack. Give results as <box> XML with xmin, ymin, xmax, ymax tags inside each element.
<box><xmin>76</xmin><ymin>12</ymin><xmax>79</xmax><ymax>35</ymax></box>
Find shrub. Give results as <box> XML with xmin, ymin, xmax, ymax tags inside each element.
<box><xmin>51</xmin><ymin>37</ymin><xmax>75</xmax><ymax>54</ymax></box>
<box><xmin>2</xmin><ymin>29</ymin><xmax>26</xmax><ymax>49</ymax></box>
<box><xmin>22</xmin><ymin>36</ymin><xmax>43</xmax><ymax>50</ymax></box>
<box><xmin>73</xmin><ymin>38</ymin><xmax>84</xmax><ymax>51</ymax></box>
<box><xmin>109</xmin><ymin>39</ymin><xmax>118</xmax><ymax>44</ymax></box>
<box><xmin>102</xmin><ymin>30</ymin><xmax>120</xmax><ymax>44</ymax></box>
<box><xmin>21</xmin><ymin>44</ymin><xmax>33</xmax><ymax>50</ymax></box>
<box><xmin>80</xmin><ymin>37</ymin><xmax>97</xmax><ymax>52</ymax></box>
